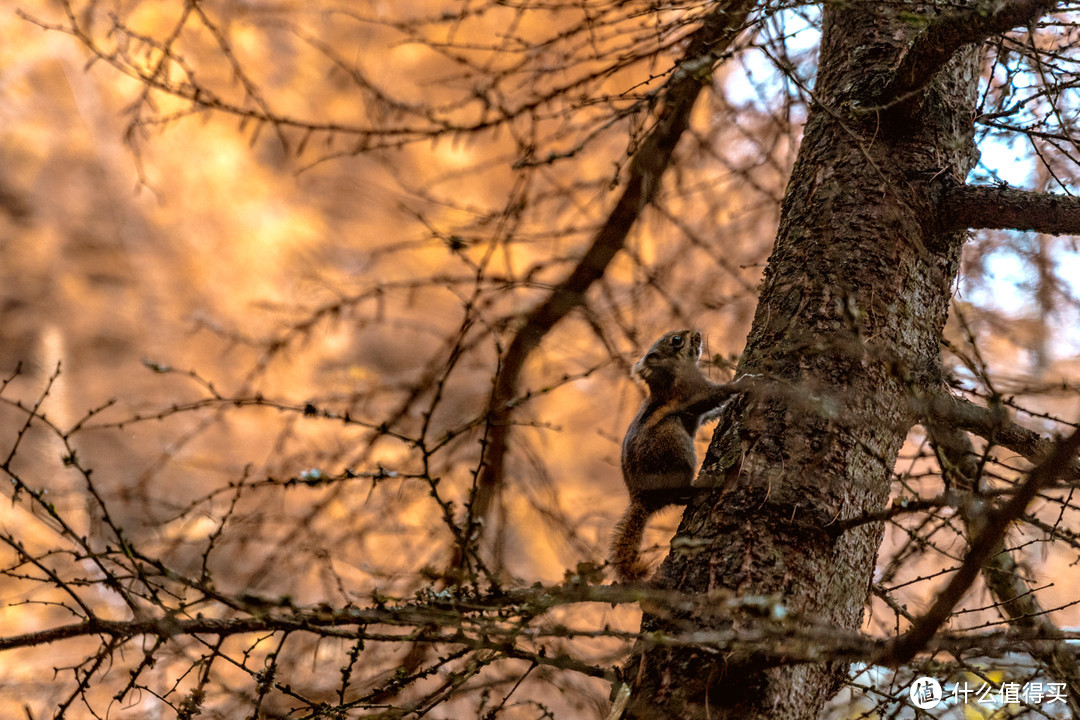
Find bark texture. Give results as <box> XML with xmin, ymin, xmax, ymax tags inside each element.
<box><xmin>942</xmin><ymin>183</ymin><xmax>1080</xmax><ymax>234</ymax></box>
<box><xmin>623</xmin><ymin>6</ymin><xmax>985</xmax><ymax>719</ymax></box>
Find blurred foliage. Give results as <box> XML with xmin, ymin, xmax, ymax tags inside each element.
<box><xmin>0</xmin><ymin>1</ymin><xmax>1078</xmax><ymax>718</ymax></box>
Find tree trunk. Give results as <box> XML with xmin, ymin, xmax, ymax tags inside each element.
<box><xmin>624</xmin><ymin>5</ymin><xmax>983</xmax><ymax>718</ymax></box>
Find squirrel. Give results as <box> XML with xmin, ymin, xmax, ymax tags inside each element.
<box><xmin>610</xmin><ymin>329</ymin><xmax>735</xmax><ymax>584</ymax></box>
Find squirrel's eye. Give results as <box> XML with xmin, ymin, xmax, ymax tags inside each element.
<box><xmin>670</xmin><ymin>335</ymin><xmax>684</xmax><ymax>349</ymax></box>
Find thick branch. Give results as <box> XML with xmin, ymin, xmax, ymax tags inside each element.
<box><xmin>464</xmin><ymin>0</ymin><xmax>754</xmax><ymax>572</ymax></box>
<box><xmin>922</xmin><ymin>393</ymin><xmax>1080</xmax><ymax>482</ymax></box>
<box><xmin>882</xmin><ymin>423</ymin><xmax>1080</xmax><ymax>665</ymax></box>
<box><xmin>7</xmin><ymin>593</ymin><xmax>1079</xmax><ymax>672</ymax></box>
<box><xmin>876</xmin><ymin>0</ymin><xmax>1056</xmax><ymax>107</ymax></box>
<box><xmin>942</xmin><ymin>183</ymin><xmax>1080</xmax><ymax>234</ymax></box>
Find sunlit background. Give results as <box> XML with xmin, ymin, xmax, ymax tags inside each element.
<box><xmin>2</xmin><ymin>1</ymin><xmax>1079</xmax><ymax>717</ymax></box>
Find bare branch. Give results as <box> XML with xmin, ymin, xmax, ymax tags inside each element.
<box><xmin>882</xmin><ymin>422</ymin><xmax>1080</xmax><ymax>665</ymax></box>
<box><xmin>467</xmin><ymin>0</ymin><xmax>756</xmax><ymax>575</ymax></box>
<box><xmin>6</xmin><ymin>581</ymin><xmax>1079</xmax><ymax>674</ymax></box>
<box><xmin>942</xmin><ymin>183</ymin><xmax>1080</xmax><ymax>234</ymax></box>
<box><xmin>926</xmin><ymin>420</ymin><xmax>1080</xmax><ymax>714</ymax></box>
<box><xmin>874</xmin><ymin>0</ymin><xmax>1057</xmax><ymax>107</ymax></box>
<box><xmin>922</xmin><ymin>393</ymin><xmax>1080</xmax><ymax>482</ymax></box>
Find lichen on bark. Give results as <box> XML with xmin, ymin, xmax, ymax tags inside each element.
<box><xmin>622</xmin><ymin>5</ymin><xmax>992</xmax><ymax>719</ymax></box>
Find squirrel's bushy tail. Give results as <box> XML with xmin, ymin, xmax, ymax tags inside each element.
<box><xmin>610</xmin><ymin>499</ymin><xmax>651</xmax><ymax>583</ymax></box>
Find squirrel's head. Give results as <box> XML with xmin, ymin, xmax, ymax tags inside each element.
<box><xmin>633</xmin><ymin>329</ymin><xmax>702</xmax><ymax>387</ymax></box>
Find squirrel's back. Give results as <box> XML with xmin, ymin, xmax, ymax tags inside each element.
<box><xmin>612</xmin><ymin>329</ymin><xmax>717</xmax><ymax>583</ymax></box>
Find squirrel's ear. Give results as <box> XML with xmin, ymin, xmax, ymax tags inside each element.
<box><xmin>632</xmin><ymin>352</ymin><xmax>655</xmax><ymax>379</ymax></box>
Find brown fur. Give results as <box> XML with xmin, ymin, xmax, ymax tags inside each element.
<box><xmin>610</xmin><ymin>329</ymin><xmax>728</xmax><ymax>583</ymax></box>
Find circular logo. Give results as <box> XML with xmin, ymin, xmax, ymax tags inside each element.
<box><xmin>909</xmin><ymin>676</ymin><xmax>943</xmax><ymax>709</ymax></box>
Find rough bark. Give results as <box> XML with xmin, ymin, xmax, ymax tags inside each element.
<box><xmin>622</xmin><ymin>4</ymin><xmax>996</xmax><ymax>719</ymax></box>
<box><xmin>873</xmin><ymin>0</ymin><xmax>1056</xmax><ymax>107</ymax></box>
<box><xmin>942</xmin><ymin>183</ymin><xmax>1080</xmax><ymax>234</ymax></box>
